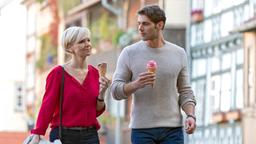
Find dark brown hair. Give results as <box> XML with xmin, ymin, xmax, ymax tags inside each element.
<box><xmin>137</xmin><ymin>5</ymin><xmax>166</xmax><ymax>29</ymax></box>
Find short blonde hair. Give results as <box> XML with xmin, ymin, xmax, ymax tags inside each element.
<box><xmin>61</xmin><ymin>26</ymin><xmax>91</xmax><ymax>51</ymax></box>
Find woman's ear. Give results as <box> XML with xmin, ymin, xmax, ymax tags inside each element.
<box><xmin>66</xmin><ymin>49</ymin><xmax>73</xmax><ymax>53</ymax></box>
<box><xmin>67</xmin><ymin>43</ymin><xmax>72</xmax><ymax>49</ymax></box>
<box><xmin>66</xmin><ymin>44</ymin><xmax>73</xmax><ymax>53</ymax></box>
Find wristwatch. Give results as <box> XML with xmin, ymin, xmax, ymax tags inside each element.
<box><xmin>186</xmin><ymin>114</ymin><xmax>196</xmax><ymax>121</ymax></box>
<box><xmin>97</xmin><ymin>97</ymin><xmax>104</xmax><ymax>102</ymax></box>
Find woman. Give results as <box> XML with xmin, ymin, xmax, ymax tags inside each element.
<box><xmin>28</xmin><ymin>26</ymin><xmax>110</xmax><ymax>144</ymax></box>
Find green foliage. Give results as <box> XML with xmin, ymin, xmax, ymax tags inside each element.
<box><xmin>58</xmin><ymin>0</ymin><xmax>80</xmax><ymax>15</ymax></box>
<box><xmin>36</xmin><ymin>34</ymin><xmax>57</xmax><ymax>70</ymax></box>
<box><xmin>99</xmin><ymin>13</ymin><xmax>111</xmax><ymax>40</ymax></box>
<box><xmin>112</xmin><ymin>29</ymin><xmax>124</xmax><ymax>45</ymax></box>
<box><xmin>35</xmin><ymin>0</ymin><xmax>45</xmax><ymax>3</ymax></box>
<box><xmin>90</xmin><ymin>13</ymin><xmax>124</xmax><ymax>47</ymax></box>
<box><xmin>98</xmin><ymin>112</ymin><xmax>115</xmax><ymax>125</ymax></box>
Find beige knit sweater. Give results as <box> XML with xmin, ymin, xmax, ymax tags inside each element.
<box><xmin>111</xmin><ymin>40</ymin><xmax>196</xmax><ymax>129</ymax></box>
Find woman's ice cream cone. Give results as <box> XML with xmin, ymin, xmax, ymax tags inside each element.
<box><xmin>98</xmin><ymin>63</ymin><xmax>107</xmax><ymax>77</ymax></box>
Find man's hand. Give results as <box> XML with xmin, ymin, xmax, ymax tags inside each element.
<box><xmin>123</xmin><ymin>71</ymin><xmax>155</xmax><ymax>97</ymax></box>
<box><xmin>132</xmin><ymin>71</ymin><xmax>156</xmax><ymax>89</ymax></box>
<box><xmin>185</xmin><ymin>116</ymin><xmax>196</xmax><ymax>134</ymax></box>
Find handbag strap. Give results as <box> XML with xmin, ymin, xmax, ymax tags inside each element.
<box><xmin>59</xmin><ymin>66</ymin><xmax>65</xmax><ymax>140</ymax></box>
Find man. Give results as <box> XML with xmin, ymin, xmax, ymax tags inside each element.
<box><xmin>110</xmin><ymin>5</ymin><xmax>196</xmax><ymax>144</ymax></box>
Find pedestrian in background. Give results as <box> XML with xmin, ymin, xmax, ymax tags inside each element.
<box><xmin>28</xmin><ymin>26</ymin><xmax>110</xmax><ymax>144</ymax></box>
<box><xmin>111</xmin><ymin>5</ymin><xmax>196</xmax><ymax>144</ymax></box>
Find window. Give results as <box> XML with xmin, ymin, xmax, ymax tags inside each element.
<box><xmin>193</xmin><ymin>80</ymin><xmax>206</xmax><ymax>125</ymax></box>
<box><xmin>191</xmin><ymin>23</ymin><xmax>204</xmax><ymax>47</ymax></box>
<box><xmin>204</xmin><ymin>20</ymin><xmax>212</xmax><ymax>43</ymax></box>
<box><xmin>221</xmin><ymin>53</ymin><xmax>231</xmax><ymax>70</ymax></box>
<box><xmin>211</xmin><ymin>56</ymin><xmax>220</xmax><ymax>73</ymax></box>
<box><xmin>204</xmin><ymin>0</ymin><xmax>213</xmax><ymax>16</ymax></box>
<box><xmin>212</xmin><ymin>0</ymin><xmax>221</xmax><ymax>14</ymax></box>
<box><xmin>236</xmin><ymin>69</ymin><xmax>243</xmax><ymax>109</ymax></box>
<box><xmin>220</xmin><ymin>72</ymin><xmax>231</xmax><ymax>111</ymax></box>
<box><xmin>191</xmin><ymin>26</ymin><xmax>196</xmax><ymax>46</ymax></box>
<box><xmin>211</xmin><ymin>75</ymin><xmax>221</xmax><ymax>112</ymax></box>
<box><xmin>234</xmin><ymin>6</ymin><xmax>244</xmax><ymax>26</ymax></box>
<box><xmin>192</xmin><ymin>58</ymin><xmax>206</xmax><ymax>78</ymax></box>
<box><xmin>251</xmin><ymin>0</ymin><xmax>256</xmax><ymax>17</ymax></box>
<box><xmin>212</xmin><ymin>17</ymin><xmax>221</xmax><ymax>40</ymax></box>
<box><xmin>220</xmin><ymin>12</ymin><xmax>234</xmax><ymax>37</ymax></box>
<box><xmin>14</xmin><ymin>82</ymin><xmax>24</xmax><ymax>112</ymax></box>
<box><xmin>197</xmin><ymin>23</ymin><xmax>204</xmax><ymax>45</ymax></box>
<box><xmin>236</xmin><ymin>48</ymin><xmax>243</xmax><ymax>65</ymax></box>
<box><xmin>192</xmin><ymin>0</ymin><xmax>204</xmax><ymax>10</ymax></box>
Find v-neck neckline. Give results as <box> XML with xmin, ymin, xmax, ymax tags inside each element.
<box><xmin>63</xmin><ymin>65</ymin><xmax>90</xmax><ymax>86</ymax></box>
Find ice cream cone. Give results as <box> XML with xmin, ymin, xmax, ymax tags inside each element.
<box><xmin>98</xmin><ymin>63</ymin><xmax>107</xmax><ymax>77</ymax></box>
<box><xmin>147</xmin><ymin>67</ymin><xmax>156</xmax><ymax>73</ymax></box>
<box><xmin>146</xmin><ymin>60</ymin><xmax>157</xmax><ymax>88</ymax></box>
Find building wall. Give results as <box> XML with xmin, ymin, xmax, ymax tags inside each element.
<box><xmin>0</xmin><ymin>0</ymin><xmax>27</xmax><ymax>131</ymax></box>
<box><xmin>127</xmin><ymin>0</ymin><xmax>140</xmax><ymax>28</ymax></box>
<box><xmin>164</xmin><ymin>0</ymin><xmax>188</xmax><ymax>27</ymax></box>
<box><xmin>187</xmin><ymin>0</ymin><xmax>256</xmax><ymax>143</ymax></box>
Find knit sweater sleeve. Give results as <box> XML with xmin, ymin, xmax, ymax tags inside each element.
<box><xmin>111</xmin><ymin>48</ymin><xmax>132</xmax><ymax>100</ymax></box>
<box><xmin>177</xmin><ymin>50</ymin><xmax>196</xmax><ymax>107</ymax></box>
<box><xmin>31</xmin><ymin>66</ymin><xmax>62</xmax><ymax>135</ymax></box>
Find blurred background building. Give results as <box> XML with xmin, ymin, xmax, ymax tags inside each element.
<box><xmin>0</xmin><ymin>0</ymin><xmax>256</xmax><ymax>144</ymax></box>
<box><xmin>0</xmin><ymin>0</ymin><xmax>28</xmax><ymax>143</ymax></box>
<box><xmin>188</xmin><ymin>0</ymin><xmax>256</xmax><ymax>144</ymax></box>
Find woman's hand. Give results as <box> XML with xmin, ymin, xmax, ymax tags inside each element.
<box><xmin>28</xmin><ymin>134</ymin><xmax>40</xmax><ymax>144</ymax></box>
<box><xmin>99</xmin><ymin>76</ymin><xmax>111</xmax><ymax>99</ymax></box>
<box><xmin>97</xmin><ymin>76</ymin><xmax>110</xmax><ymax>111</ymax></box>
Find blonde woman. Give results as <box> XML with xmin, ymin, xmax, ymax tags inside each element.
<box><xmin>28</xmin><ymin>26</ymin><xmax>110</xmax><ymax>144</ymax></box>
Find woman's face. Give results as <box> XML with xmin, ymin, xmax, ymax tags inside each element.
<box><xmin>70</xmin><ymin>36</ymin><xmax>92</xmax><ymax>57</ymax></box>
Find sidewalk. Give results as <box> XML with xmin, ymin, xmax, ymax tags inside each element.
<box><xmin>0</xmin><ymin>132</ymin><xmax>29</xmax><ymax>144</ymax></box>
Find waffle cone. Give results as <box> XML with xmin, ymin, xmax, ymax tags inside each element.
<box><xmin>98</xmin><ymin>63</ymin><xmax>107</xmax><ymax>76</ymax></box>
<box><xmin>147</xmin><ymin>67</ymin><xmax>156</xmax><ymax>73</ymax></box>
<box><xmin>147</xmin><ymin>67</ymin><xmax>156</xmax><ymax>87</ymax></box>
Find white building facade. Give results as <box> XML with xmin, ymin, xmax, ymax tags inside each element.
<box><xmin>188</xmin><ymin>0</ymin><xmax>256</xmax><ymax>143</ymax></box>
<box><xmin>0</xmin><ymin>0</ymin><xmax>27</xmax><ymax>131</ymax></box>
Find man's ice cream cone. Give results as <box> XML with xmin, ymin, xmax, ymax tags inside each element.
<box><xmin>146</xmin><ymin>60</ymin><xmax>157</xmax><ymax>88</ymax></box>
<box><xmin>147</xmin><ymin>67</ymin><xmax>156</xmax><ymax>73</ymax></box>
<box><xmin>98</xmin><ymin>63</ymin><xmax>107</xmax><ymax>77</ymax></box>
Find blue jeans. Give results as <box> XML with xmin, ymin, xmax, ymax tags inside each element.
<box><xmin>50</xmin><ymin>127</ymin><xmax>99</xmax><ymax>144</ymax></box>
<box><xmin>131</xmin><ymin>127</ymin><xmax>184</xmax><ymax>144</ymax></box>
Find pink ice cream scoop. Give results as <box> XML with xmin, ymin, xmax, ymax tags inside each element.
<box><xmin>146</xmin><ymin>60</ymin><xmax>157</xmax><ymax>87</ymax></box>
<box><xmin>147</xmin><ymin>60</ymin><xmax>157</xmax><ymax>69</ymax></box>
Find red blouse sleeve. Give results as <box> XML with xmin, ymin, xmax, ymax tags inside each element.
<box><xmin>31</xmin><ymin>66</ymin><xmax>62</xmax><ymax>135</ymax></box>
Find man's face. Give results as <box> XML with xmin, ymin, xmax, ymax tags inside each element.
<box><xmin>137</xmin><ymin>15</ymin><xmax>158</xmax><ymax>41</ymax></box>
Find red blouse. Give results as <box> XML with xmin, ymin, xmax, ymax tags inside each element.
<box><xmin>31</xmin><ymin>65</ymin><xmax>105</xmax><ymax>135</ymax></box>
